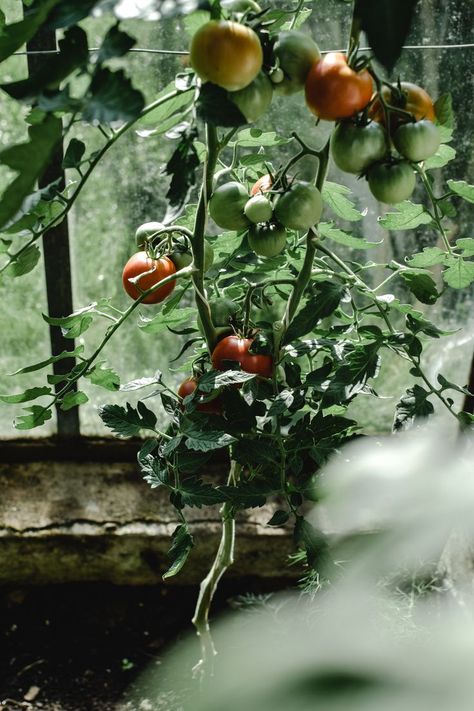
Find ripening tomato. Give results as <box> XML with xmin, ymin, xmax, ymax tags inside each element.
<box><xmin>305</xmin><ymin>52</ymin><xmax>373</xmax><ymax>121</ymax></box>
<box><xmin>122</xmin><ymin>252</ymin><xmax>176</xmax><ymax>304</ymax></box>
<box><xmin>369</xmin><ymin>82</ymin><xmax>436</xmax><ymax>130</ymax></box>
<box><xmin>393</xmin><ymin>119</ymin><xmax>441</xmax><ymax>162</ymax></box>
<box><xmin>367</xmin><ymin>161</ymin><xmax>416</xmax><ymax>204</ymax></box>
<box><xmin>330</xmin><ymin>121</ymin><xmax>387</xmax><ymax>174</ymax></box>
<box><xmin>190</xmin><ymin>20</ymin><xmax>263</xmax><ymax>92</ymax></box>
<box><xmin>250</xmin><ymin>173</ymin><xmax>273</xmax><ymax>196</ymax></box>
<box><xmin>212</xmin><ymin>335</ymin><xmax>273</xmax><ymax>378</ymax></box>
<box><xmin>178</xmin><ymin>377</ymin><xmax>223</xmax><ymax>415</ymax></box>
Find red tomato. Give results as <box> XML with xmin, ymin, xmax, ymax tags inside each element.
<box><xmin>177</xmin><ymin>377</ymin><xmax>223</xmax><ymax>415</ymax></box>
<box><xmin>305</xmin><ymin>52</ymin><xmax>373</xmax><ymax>121</ymax></box>
<box><xmin>122</xmin><ymin>252</ymin><xmax>176</xmax><ymax>304</ymax></box>
<box><xmin>250</xmin><ymin>173</ymin><xmax>273</xmax><ymax>196</ymax></box>
<box><xmin>211</xmin><ymin>335</ymin><xmax>273</xmax><ymax>378</ymax></box>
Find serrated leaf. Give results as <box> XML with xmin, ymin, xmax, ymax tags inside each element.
<box><xmin>442</xmin><ymin>257</ymin><xmax>474</xmax><ymax>289</ymax></box>
<box><xmin>97</xmin><ymin>23</ymin><xmax>135</xmax><ymax>63</ymax></box>
<box><xmin>0</xmin><ymin>386</ymin><xmax>51</xmax><ymax>404</ymax></box>
<box><xmin>378</xmin><ymin>201</ymin><xmax>432</xmax><ymax>230</ymax></box>
<box><xmin>139</xmin><ymin>307</ymin><xmax>196</xmax><ymax>334</ymax></box>
<box><xmin>232</xmin><ymin>128</ymin><xmax>290</xmax><ymax>148</ymax></box>
<box><xmin>120</xmin><ymin>375</ymin><xmax>161</xmax><ymax>391</ymax></box>
<box><xmin>0</xmin><ymin>0</ymin><xmax>59</xmax><ymax>63</ymax></box>
<box><xmin>178</xmin><ymin>478</ymin><xmax>226</xmax><ymax>508</ymax></box>
<box><xmin>294</xmin><ymin>516</ymin><xmax>327</xmax><ymax>568</ymax></box>
<box><xmin>4</xmin><ymin>244</ymin><xmax>41</xmax><ymax>277</ymax></box>
<box><xmin>85</xmin><ymin>362</ymin><xmax>120</xmax><ymax>391</ymax></box>
<box><xmin>14</xmin><ymin>405</ymin><xmax>53</xmax><ymax>431</ymax></box>
<box><xmin>393</xmin><ymin>384</ymin><xmax>434</xmax><ymax>431</ymax></box>
<box><xmin>163</xmin><ymin>129</ymin><xmax>200</xmax><ymax>223</ymax></box>
<box><xmin>9</xmin><ymin>346</ymin><xmax>85</xmax><ymax>375</ymax></box>
<box><xmin>456</xmin><ymin>239</ymin><xmax>474</xmax><ymax>257</ymax></box>
<box><xmin>83</xmin><ymin>68</ymin><xmax>145</xmax><ymax>124</ymax></box>
<box><xmin>0</xmin><ymin>115</ymin><xmax>62</xmax><ymax>231</ymax></box>
<box><xmin>162</xmin><ymin>524</ymin><xmax>193</xmax><ymax>580</ymax></box>
<box><xmin>424</xmin><ymin>144</ymin><xmax>456</xmax><ymax>170</ymax></box>
<box><xmin>218</xmin><ymin>479</ymin><xmax>270</xmax><ymax>508</ymax></box>
<box><xmin>184</xmin><ymin>428</ymin><xmax>236</xmax><ymax>452</ymax></box>
<box><xmin>437</xmin><ymin>374</ymin><xmax>471</xmax><ymax>396</ymax></box>
<box><xmin>140</xmin><ymin>454</ymin><xmax>170</xmax><ymax>488</ymax></box>
<box><xmin>61</xmin><ymin>390</ymin><xmax>89</xmax><ymax>411</ymax></box>
<box><xmin>284</xmin><ymin>282</ymin><xmax>347</xmax><ymax>344</ymax></box>
<box><xmin>268</xmin><ymin>389</ymin><xmax>294</xmax><ymax>417</ymax></box>
<box><xmin>137</xmin><ymin>82</ymin><xmax>194</xmax><ymax>127</ymax></box>
<box><xmin>183</xmin><ymin>10</ymin><xmax>210</xmax><ymax>36</ymax></box>
<box><xmin>99</xmin><ymin>402</ymin><xmax>156</xmax><ymax>438</ymax></box>
<box><xmin>46</xmin><ymin>0</ymin><xmax>101</xmax><ymax>29</ymax></box>
<box><xmin>406</xmin><ymin>247</ymin><xmax>448</xmax><ymax>268</ymax></box>
<box><xmin>197</xmin><ymin>82</ymin><xmax>247</xmax><ymax>127</ymax></box>
<box><xmin>63</xmin><ymin>138</ymin><xmax>86</xmax><ymax>169</ymax></box>
<box><xmin>319</xmin><ymin>222</ymin><xmax>378</xmax><ymax>249</ymax></box>
<box><xmin>322</xmin><ymin>182</ymin><xmax>362</xmax><ymax>222</ymax></box>
<box><xmin>434</xmin><ymin>93</ymin><xmax>454</xmax><ymax>128</ymax></box>
<box><xmin>267</xmin><ymin>510</ymin><xmax>290</xmax><ymax>527</ymax></box>
<box><xmin>448</xmin><ymin>180</ymin><xmax>474</xmax><ymax>204</ymax></box>
<box><xmin>198</xmin><ymin>370</ymin><xmax>256</xmax><ymax>393</ymax></box>
<box><xmin>400</xmin><ymin>271</ymin><xmax>440</xmax><ymax>304</ymax></box>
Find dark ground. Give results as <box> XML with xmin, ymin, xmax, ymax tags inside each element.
<box><xmin>0</xmin><ymin>579</ymin><xmax>291</xmax><ymax>711</ymax></box>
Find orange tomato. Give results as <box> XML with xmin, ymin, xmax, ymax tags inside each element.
<box><xmin>305</xmin><ymin>52</ymin><xmax>373</xmax><ymax>121</ymax></box>
<box><xmin>369</xmin><ymin>82</ymin><xmax>436</xmax><ymax>130</ymax></box>
<box><xmin>250</xmin><ymin>173</ymin><xmax>273</xmax><ymax>196</ymax></box>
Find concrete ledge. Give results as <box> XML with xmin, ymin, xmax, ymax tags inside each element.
<box><xmin>0</xmin><ymin>453</ymin><xmax>297</xmax><ymax>585</ymax></box>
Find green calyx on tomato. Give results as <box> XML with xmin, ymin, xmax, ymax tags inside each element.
<box><xmin>135</xmin><ymin>221</ymin><xmax>164</xmax><ymax>248</ymax></box>
<box><xmin>393</xmin><ymin>120</ymin><xmax>441</xmax><ymax>163</ymax></box>
<box><xmin>229</xmin><ymin>72</ymin><xmax>273</xmax><ymax>123</ymax></box>
<box><xmin>244</xmin><ymin>194</ymin><xmax>274</xmax><ymax>224</ymax></box>
<box><xmin>367</xmin><ymin>160</ymin><xmax>416</xmax><ymax>204</ymax></box>
<box><xmin>274</xmin><ymin>181</ymin><xmax>323</xmax><ymax>230</ymax></box>
<box><xmin>168</xmin><ymin>237</ymin><xmax>214</xmax><ymax>273</ymax></box>
<box><xmin>221</xmin><ymin>0</ymin><xmax>261</xmax><ymax>13</ymax></box>
<box><xmin>272</xmin><ymin>31</ymin><xmax>321</xmax><ymax>95</ymax></box>
<box><xmin>197</xmin><ymin>297</ymin><xmax>241</xmax><ymax>339</ymax></box>
<box><xmin>122</xmin><ymin>252</ymin><xmax>176</xmax><ymax>304</ymax></box>
<box><xmin>209</xmin><ymin>181</ymin><xmax>250</xmax><ymax>230</ymax></box>
<box><xmin>330</xmin><ymin>121</ymin><xmax>387</xmax><ymax>174</ymax></box>
<box><xmin>211</xmin><ymin>335</ymin><xmax>273</xmax><ymax>378</ymax></box>
<box><xmin>248</xmin><ymin>222</ymin><xmax>287</xmax><ymax>257</ymax></box>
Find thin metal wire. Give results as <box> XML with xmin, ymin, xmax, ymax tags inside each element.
<box><xmin>11</xmin><ymin>42</ymin><xmax>474</xmax><ymax>57</ymax></box>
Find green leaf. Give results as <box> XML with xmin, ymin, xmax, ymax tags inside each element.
<box><xmin>182</xmin><ymin>418</ymin><xmax>237</xmax><ymax>452</ymax></box>
<box><xmin>139</xmin><ymin>306</ymin><xmax>196</xmax><ymax>334</ymax></box>
<box><xmin>232</xmin><ymin>128</ymin><xmax>290</xmax><ymax>148</ymax></box>
<box><xmin>284</xmin><ymin>282</ymin><xmax>347</xmax><ymax>344</ymax></box>
<box><xmin>294</xmin><ymin>516</ymin><xmax>327</xmax><ymax>568</ymax></box>
<box><xmin>406</xmin><ymin>247</ymin><xmax>448</xmax><ymax>268</ymax></box>
<box><xmin>60</xmin><ymin>390</ymin><xmax>89</xmax><ymax>411</ymax></box>
<box><xmin>356</xmin><ymin>0</ymin><xmax>418</xmax><ymax>70</ymax></box>
<box><xmin>218</xmin><ymin>479</ymin><xmax>270</xmax><ymax>508</ymax></box>
<box><xmin>0</xmin><ymin>115</ymin><xmax>62</xmax><ymax>231</ymax></box>
<box><xmin>163</xmin><ymin>128</ymin><xmax>200</xmax><ymax>223</ymax></box>
<box><xmin>140</xmin><ymin>454</ymin><xmax>170</xmax><ymax>488</ymax></box>
<box><xmin>14</xmin><ymin>405</ymin><xmax>53</xmax><ymax>431</ymax></box>
<box><xmin>378</xmin><ymin>201</ymin><xmax>432</xmax><ymax>231</ymax></box>
<box><xmin>434</xmin><ymin>94</ymin><xmax>454</xmax><ymax>128</ymax></box>
<box><xmin>198</xmin><ymin>370</ymin><xmax>256</xmax><ymax>393</ymax></box>
<box><xmin>197</xmin><ymin>82</ymin><xmax>247</xmax><ymax>127</ymax></box>
<box><xmin>0</xmin><ymin>386</ymin><xmax>51</xmax><ymax>404</ymax></box>
<box><xmin>179</xmin><ymin>478</ymin><xmax>226</xmax><ymax>508</ymax></box>
<box><xmin>4</xmin><ymin>244</ymin><xmax>41</xmax><ymax>277</ymax></box>
<box><xmin>0</xmin><ymin>0</ymin><xmax>59</xmax><ymax>63</ymax></box>
<box><xmin>437</xmin><ymin>374</ymin><xmax>471</xmax><ymax>397</ymax></box>
<box><xmin>137</xmin><ymin>83</ymin><xmax>194</xmax><ymax>127</ymax></box>
<box><xmin>183</xmin><ymin>10</ymin><xmax>210</xmax><ymax>36</ymax></box>
<box><xmin>424</xmin><ymin>144</ymin><xmax>456</xmax><ymax>170</ymax></box>
<box><xmin>319</xmin><ymin>222</ymin><xmax>378</xmax><ymax>249</ymax></box>
<box><xmin>268</xmin><ymin>389</ymin><xmax>294</xmax><ymax>417</ymax></box>
<box><xmin>322</xmin><ymin>182</ymin><xmax>362</xmax><ymax>222</ymax></box>
<box><xmin>393</xmin><ymin>384</ymin><xmax>434</xmax><ymax>431</ymax></box>
<box><xmin>442</xmin><ymin>257</ymin><xmax>474</xmax><ymax>289</ymax></box>
<box><xmin>120</xmin><ymin>374</ymin><xmax>162</xmax><ymax>391</ymax></box>
<box><xmin>267</xmin><ymin>510</ymin><xmax>290</xmax><ymax>527</ymax></box>
<box><xmin>43</xmin><ymin>303</ymin><xmax>99</xmax><ymax>337</ymax></box>
<box><xmin>85</xmin><ymin>362</ymin><xmax>120</xmax><ymax>391</ymax></box>
<box><xmin>162</xmin><ymin>524</ymin><xmax>194</xmax><ymax>580</ymax></box>
<box><xmin>46</xmin><ymin>0</ymin><xmax>101</xmax><ymax>29</ymax></box>
<box><xmin>99</xmin><ymin>402</ymin><xmax>157</xmax><ymax>438</ymax></box>
<box><xmin>456</xmin><ymin>239</ymin><xmax>474</xmax><ymax>257</ymax></box>
<box><xmin>97</xmin><ymin>23</ymin><xmax>135</xmax><ymax>63</ymax></box>
<box><xmin>63</xmin><ymin>138</ymin><xmax>86</xmax><ymax>169</ymax></box>
<box><xmin>400</xmin><ymin>271</ymin><xmax>440</xmax><ymax>304</ymax></box>
<box><xmin>83</xmin><ymin>68</ymin><xmax>145</xmax><ymax>124</ymax></box>
<box><xmin>448</xmin><ymin>180</ymin><xmax>474</xmax><ymax>204</ymax></box>
<box><xmin>9</xmin><ymin>346</ymin><xmax>84</xmax><ymax>375</ymax></box>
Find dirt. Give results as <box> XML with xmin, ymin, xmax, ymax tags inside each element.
<box><xmin>0</xmin><ymin>580</ymin><xmax>289</xmax><ymax>711</ymax></box>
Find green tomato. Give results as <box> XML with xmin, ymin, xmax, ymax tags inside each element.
<box><xmin>393</xmin><ymin>119</ymin><xmax>441</xmax><ymax>162</ymax></box>
<box><xmin>269</xmin><ymin>67</ymin><xmax>284</xmax><ymax>84</ymax></box>
<box><xmin>197</xmin><ymin>297</ymin><xmax>241</xmax><ymax>338</ymax></box>
<box><xmin>330</xmin><ymin>121</ymin><xmax>387</xmax><ymax>174</ymax></box>
<box><xmin>368</xmin><ymin>161</ymin><xmax>416</xmax><ymax>204</ymax></box>
<box><xmin>169</xmin><ymin>238</ymin><xmax>214</xmax><ymax>272</ymax></box>
<box><xmin>274</xmin><ymin>182</ymin><xmax>323</xmax><ymax>230</ymax></box>
<box><xmin>230</xmin><ymin>72</ymin><xmax>273</xmax><ymax>123</ymax></box>
<box><xmin>244</xmin><ymin>195</ymin><xmax>273</xmax><ymax>224</ymax></box>
<box><xmin>209</xmin><ymin>182</ymin><xmax>250</xmax><ymax>230</ymax></box>
<box><xmin>248</xmin><ymin>222</ymin><xmax>287</xmax><ymax>257</ymax></box>
<box><xmin>272</xmin><ymin>31</ymin><xmax>320</xmax><ymax>95</ymax></box>
<box><xmin>135</xmin><ymin>221</ymin><xmax>164</xmax><ymax>248</ymax></box>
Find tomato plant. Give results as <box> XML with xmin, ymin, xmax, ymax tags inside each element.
<box><xmin>122</xmin><ymin>252</ymin><xmax>177</xmax><ymax>304</ymax></box>
<box><xmin>0</xmin><ymin>0</ymin><xmax>473</xmax><ymax>689</ymax></box>
<box><xmin>305</xmin><ymin>52</ymin><xmax>373</xmax><ymax>120</ymax></box>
